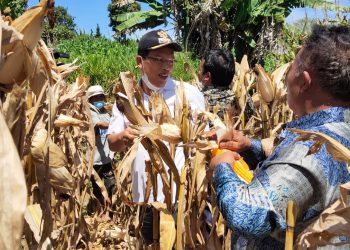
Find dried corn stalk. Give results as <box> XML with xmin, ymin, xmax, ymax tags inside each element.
<box><xmin>0</xmin><ymin>112</ymin><xmax>27</xmax><ymax>250</ymax></box>
<box><xmin>0</xmin><ymin>1</ymin><xmax>100</xmax><ymax>248</ymax></box>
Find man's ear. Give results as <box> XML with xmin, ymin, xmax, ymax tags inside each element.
<box><xmin>136</xmin><ymin>55</ymin><xmax>143</xmax><ymax>69</ymax></box>
<box><xmin>203</xmin><ymin>71</ymin><xmax>212</xmax><ymax>85</ymax></box>
<box><xmin>301</xmin><ymin>70</ymin><xmax>312</xmax><ymax>93</ymax></box>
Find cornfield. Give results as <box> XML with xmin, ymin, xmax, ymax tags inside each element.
<box><xmin>0</xmin><ymin>1</ymin><xmax>349</xmax><ymax>249</ymax></box>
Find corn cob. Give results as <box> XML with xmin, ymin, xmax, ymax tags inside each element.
<box><xmin>255</xmin><ymin>64</ymin><xmax>275</xmax><ymax>103</ymax></box>
<box><xmin>211</xmin><ymin>148</ymin><xmax>253</xmax><ymax>183</ymax></box>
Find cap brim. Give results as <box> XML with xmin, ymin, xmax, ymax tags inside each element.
<box><xmin>88</xmin><ymin>92</ymin><xmax>105</xmax><ymax>99</ymax></box>
<box><xmin>149</xmin><ymin>42</ymin><xmax>182</xmax><ymax>52</ymax></box>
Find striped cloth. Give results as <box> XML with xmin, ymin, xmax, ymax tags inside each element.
<box><xmin>213</xmin><ymin>107</ymin><xmax>350</xmax><ymax>249</ymax></box>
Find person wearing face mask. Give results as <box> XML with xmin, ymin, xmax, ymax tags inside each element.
<box><xmin>107</xmin><ymin>30</ymin><xmax>206</xmax><ymax>245</ymax></box>
<box><xmin>198</xmin><ymin>49</ymin><xmax>235</xmax><ymax>121</ymax></box>
<box><xmin>87</xmin><ymin>85</ymin><xmax>115</xmax><ymax>205</ymax></box>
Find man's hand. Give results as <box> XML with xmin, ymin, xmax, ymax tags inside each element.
<box><xmin>121</xmin><ymin>127</ymin><xmax>137</xmax><ymax>146</ymax></box>
<box><xmin>209</xmin><ymin>151</ymin><xmax>240</xmax><ymax>170</ymax></box>
<box><xmin>218</xmin><ymin>129</ymin><xmax>251</xmax><ymax>153</ymax></box>
<box><xmin>108</xmin><ymin>127</ymin><xmax>138</xmax><ymax>152</ymax></box>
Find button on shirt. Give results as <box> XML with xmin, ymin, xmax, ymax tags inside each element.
<box><xmin>107</xmin><ymin>77</ymin><xmax>206</xmax><ymax>203</ymax></box>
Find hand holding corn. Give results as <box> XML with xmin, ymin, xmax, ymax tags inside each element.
<box><xmin>218</xmin><ymin>129</ymin><xmax>251</xmax><ymax>153</ymax></box>
<box><xmin>122</xmin><ymin>127</ymin><xmax>137</xmax><ymax>145</ymax></box>
<box><xmin>209</xmin><ymin>150</ymin><xmax>240</xmax><ymax>170</ymax></box>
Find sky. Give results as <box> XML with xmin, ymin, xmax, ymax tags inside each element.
<box><xmin>28</xmin><ymin>0</ymin><xmax>350</xmax><ymax>39</ymax></box>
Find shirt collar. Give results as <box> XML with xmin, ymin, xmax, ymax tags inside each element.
<box><xmin>285</xmin><ymin>107</ymin><xmax>349</xmax><ymax>130</ymax></box>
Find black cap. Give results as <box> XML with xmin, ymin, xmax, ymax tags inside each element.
<box><xmin>138</xmin><ymin>30</ymin><xmax>182</xmax><ymax>52</ymax></box>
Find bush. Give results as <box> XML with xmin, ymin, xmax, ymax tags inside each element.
<box><xmin>56</xmin><ymin>35</ymin><xmax>199</xmax><ymax>94</ymax></box>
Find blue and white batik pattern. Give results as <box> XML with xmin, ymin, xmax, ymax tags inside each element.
<box><xmin>214</xmin><ymin>107</ymin><xmax>350</xmax><ymax>249</ymax></box>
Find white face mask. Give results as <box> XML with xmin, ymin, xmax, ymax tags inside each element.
<box><xmin>140</xmin><ymin>58</ymin><xmax>164</xmax><ymax>92</ymax></box>
<box><xmin>141</xmin><ymin>71</ymin><xmax>162</xmax><ymax>92</ymax></box>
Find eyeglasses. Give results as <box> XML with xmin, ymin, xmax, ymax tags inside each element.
<box><xmin>145</xmin><ymin>56</ymin><xmax>176</xmax><ymax>66</ymax></box>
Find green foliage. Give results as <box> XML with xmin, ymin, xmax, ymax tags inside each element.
<box><xmin>42</xmin><ymin>6</ymin><xmax>77</xmax><ymax>45</ymax></box>
<box><xmin>0</xmin><ymin>0</ymin><xmax>27</xmax><ymax>18</ymax></box>
<box><xmin>108</xmin><ymin>1</ymin><xmax>143</xmax><ymax>41</ymax></box>
<box><xmin>263</xmin><ymin>22</ymin><xmax>309</xmax><ymax>72</ymax></box>
<box><xmin>107</xmin><ymin>0</ymin><xmax>350</xmax><ymax>64</ymax></box>
<box><xmin>56</xmin><ymin>35</ymin><xmax>199</xmax><ymax>93</ymax></box>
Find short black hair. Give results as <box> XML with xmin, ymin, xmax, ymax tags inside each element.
<box><xmin>202</xmin><ymin>49</ymin><xmax>235</xmax><ymax>87</ymax></box>
<box><xmin>300</xmin><ymin>25</ymin><xmax>350</xmax><ymax>101</ymax></box>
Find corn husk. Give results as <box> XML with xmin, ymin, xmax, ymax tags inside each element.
<box><xmin>131</xmin><ymin>122</ymin><xmax>182</xmax><ymax>144</ymax></box>
<box><xmin>0</xmin><ymin>20</ymin><xmax>28</xmax><ymax>85</ymax></box>
<box><xmin>255</xmin><ymin>64</ymin><xmax>274</xmax><ymax>103</ymax></box>
<box><xmin>0</xmin><ymin>112</ymin><xmax>27</xmax><ymax>250</ymax></box>
<box><xmin>54</xmin><ymin>114</ymin><xmax>88</xmax><ymax>127</ymax></box>
<box><xmin>297</xmin><ymin>181</ymin><xmax>350</xmax><ymax>249</ymax></box>
<box><xmin>271</xmin><ymin>62</ymin><xmax>291</xmax><ymax>100</ymax></box>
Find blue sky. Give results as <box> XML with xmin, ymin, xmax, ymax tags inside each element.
<box><xmin>28</xmin><ymin>0</ymin><xmax>350</xmax><ymax>39</ymax></box>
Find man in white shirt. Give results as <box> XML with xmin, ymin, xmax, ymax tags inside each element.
<box><xmin>107</xmin><ymin>29</ymin><xmax>205</xmax><ymax>244</ymax></box>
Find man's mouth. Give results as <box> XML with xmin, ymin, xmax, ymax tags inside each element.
<box><xmin>158</xmin><ymin>73</ymin><xmax>168</xmax><ymax>80</ymax></box>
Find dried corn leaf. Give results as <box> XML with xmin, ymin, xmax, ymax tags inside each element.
<box><xmin>271</xmin><ymin>62</ymin><xmax>291</xmax><ymax>99</ymax></box>
<box><xmin>152</xmin><ymin>139</ymin><xmax>181</xmax><ymax>199</ymax></box>
<box><xmin>24</xmin><ymin>204</ymin><xmax>42</xmax><ymax>243</ymax></box>
<box><xmin>0</xmin><ymin>18</ymin><xmax>30</xmax><ymax>85</ymax></box>
<box><xmin>151</xmin><ymin>202</ymin><xmax>176</xmax><ymax>250</ymax></box>
<box><xmin>290</xmin><ymin>128</ymin><xmax>350</xmax><ymax>165</ymax></box>
<box><xmin>120</xmin><ymin>71</ymin><xmax>148</xmax><ymax>125</ymax></box>
<box><xmin>296</xmin><ymin>181</ymin><xmax>350</xmax><ymax>249</ymax></box>
<box><xmin>11</xmin><ymin>0</ymin><xmax>51</xmax><ymax>51</ymax></box>
<box><xmin>149</xmin><ymin>91</ymin><xmax>175</xmax><ymax>125</ymax></box>
<box><xmin>0</xmin><ymin>112</ymin><xmax>27</xmax><ymax>250</ymax></box>
<box><xmin>176</xmin><ymin>166</ymin><xmax>187</xmax><ymax>250</ymax></box>
<box><xmin>0</xmin><ymin>39</ymin><xmax>28</xmax><ymax>85</ymax></box>
<box><xmin>202</xmin><ymin>110</ymin><xmax>226</xmax><ymax>130</ymax></box>
<box><xmin>3</xmin><ymin>84</ymin><xmax>26</xmax><ymax>157</ymax></box>
<box><xmin>48</xmin><ymin>142</ymin><xmax>74</xmax><ymax>192</ymax></box>
<box><xmin>116</xmin><ymin>137</ymin><xmax>142</xmax><ymax>205</ymax></box>
<box><xmin>56</xmin><ymin>59</ymin><xmax>79</xmax><ymax>78</ymax></box>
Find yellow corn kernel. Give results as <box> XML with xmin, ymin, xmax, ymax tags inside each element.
<box><xmin>211</xmin><ymin>148</ymin><xmax>253</xmax><ymax>183</ymax></box>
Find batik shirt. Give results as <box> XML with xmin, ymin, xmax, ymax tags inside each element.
<box><xmin>202</xmin><ymin>86</ymin><xmax>235</xmax><ymax>120</ymax></box>
<box><xmin>213</xmin><ymin>107</ymin><xmax>350</xmax><ymax>249</ymax></box>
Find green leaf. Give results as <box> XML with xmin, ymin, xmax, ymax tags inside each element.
<box><xmin>116</xmin><ymin>10</ymin><xmax>163</xmax><ymax>32</ymax></box>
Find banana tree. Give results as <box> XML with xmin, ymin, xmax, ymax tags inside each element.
<box><xmin>109</xmin><ymin>0</ymin><xmax>350</xmax><ymax>63</ymax></box>
<box><xmin>219</xmin><ymin>0</ymin><xmax>350</xmax><ymax>62</ymax></box>
<box><xmin>109</xmin><ymin>0</ymin><xmax>172</xmax><ymax>40</ymax></box>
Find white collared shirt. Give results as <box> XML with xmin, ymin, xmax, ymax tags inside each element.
<box><xmin>107</xmin><ymin>77</ymin><xmax>205</xmax><ymax>203</ymax></box>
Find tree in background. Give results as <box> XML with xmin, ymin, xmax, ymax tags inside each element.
<box><xmin>109</xmin><ymin>0</ymin><xmax>349</xmax><ymax>63</ymax></box>
<box><xmin>95</xmin><ymin>24</ymin><xmax>102</xmax><ymax>38</ymax></box>
<box><xmin>0</xmin><ymin>0</ymin><xmax>27</xmax><ymax>19</ymax></box>
<box><xmin>108</xmin><ymin>0</ymin><xmax>142</xmax><ymax>42</ymax></box>
<box><xmin>42</xmin><ymin>6</ymin><xmax>77</xmax><ymax>46</ymax></box>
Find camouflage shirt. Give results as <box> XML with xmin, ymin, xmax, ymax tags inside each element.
<box><xmin>202</xmin><ymin>86</ymin><xmax>235</xmax><ymax>120</ymax></box>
